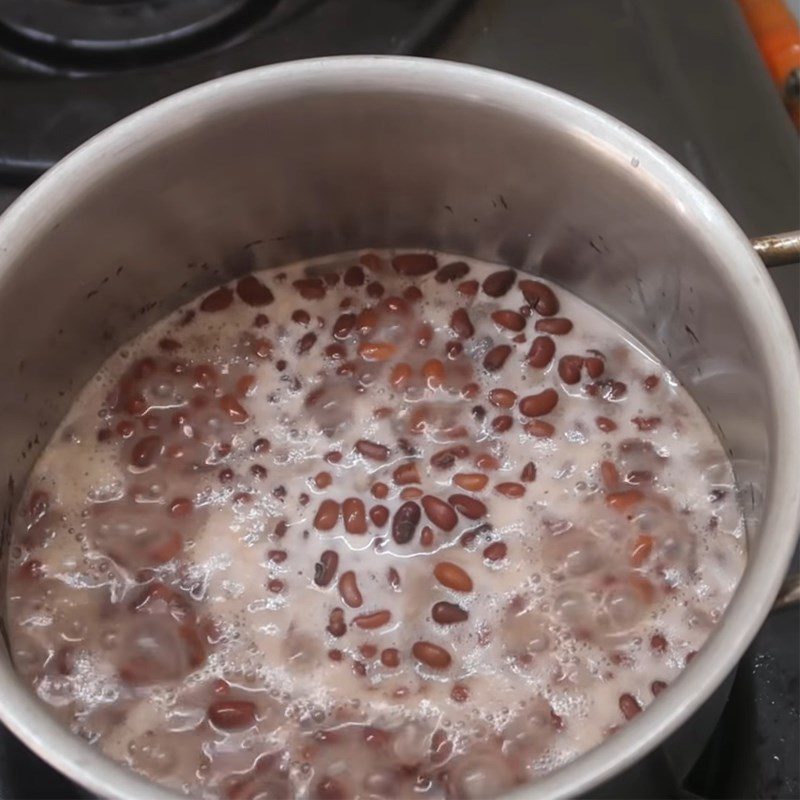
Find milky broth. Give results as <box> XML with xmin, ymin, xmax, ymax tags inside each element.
<box><xmin>5</xmin><ymin>251</ymin><xmax>745</xmax><ymax>799</ymax></box>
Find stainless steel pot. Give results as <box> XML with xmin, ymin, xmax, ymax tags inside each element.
<box><xmin>0</xmin><ymin>56</ymin><xmax>797</xmax><ymax>800</ymax></box>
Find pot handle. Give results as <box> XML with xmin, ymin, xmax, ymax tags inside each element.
<box><xmin>773</xmin><ymin>572</ymin><xmax>800</xmax><ymax>612</ymax></box>
<box><xmin>751</xmin><ymin>229</ymin><xmax>800</xmax><ymax>267</ymax></box>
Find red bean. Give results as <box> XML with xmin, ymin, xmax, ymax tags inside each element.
<box><xmin>200</xmin><ymin>286</ymin><xmax>233</xmax><ymax>312</ymax></box>
<box><xmin>482</xmin><ymin>269</ymin><xmax>516</xmax><ymax>297</ymax></box>
<box><xmin>527</xmin><ymin>335</ymin><xmax>556</xmax><ymax>368</ymax></box>
<box><xmin>353</xmin><ymin>610</ymin><xmax>391</xmax><ymax>629</ymax></box>
<box><xmin>535</xmin><ymin>317</ymin><xmax>573</xmax><ymax>335</ymax></box>
<box><xmin>519</xmin><ymin>388</ymin><xmax>559</xmax><ymax>417</ymax></box>
<box><xmin>355</xmin><ymin>439</ymin><xmax>390</xmax><ymax>462</ymax></box>
<box><xmin>483</xmin><ymin>345</ymin><xmax>512</xmax><ymax>371</ymax></box>
<box><xmin>292</xmin><ymin>278</ymin><xmax>326</xmax><ymax>299</ymax></box>
<box><xmin>381</xmin><ymin>648</ymin><xmax>400</xmax><ymax>667</ymax></box>
<box><xmin>519</xmin><ymin>279</ymin><xmax>559</xmax><ymax>316</ymax></box>
<box><xmin>392</xmin><ymin>501</ymin><xmax>421</xmax><ymax>544</ymax></box>
<box><xmin>432</xmin><ymin>601</ymin><xmax>468</xmax><ymax>624</ymax></box>
<box><xmin>488</xmin><ymin>388</ymin><xmax>515</xmax><ymax>409</ymax></box>
<box><xmin>236</xmin><ymin>275</ymin><xmax>274</xmax><ymax>306</ymax></box>
<box><xmin>208</xmin><ymin>700</ymin><xmax>256</xmax><ymax>730</ymax></box>
<box><xmin>495</xmin><ymin>482</ymin><xmax>526</xmax><ymax>498</ymax></box>
<box><xmin>392</xmin><ymin>253</ymin><xmax>438</xmax><ymax>275</ymax></box>
<box><xmin>220</xmin><ymin>394</ymin><xmax>249</xmax><ymax>423</ymax></box>
<box><xmin>338</xmin><ymin>571</ymin><xmax>363</xmax><ymax>608</ymax></box>
<box><xmin>393</xmin><ymin>463</ymin><xmax>421</xmax><ymax>485</ymax></box>
<box><xmin>521</xmin><ymin>461</ymin><xmax>537</xmax><ymax>482</ymax></box>
<box><xmin>447</xmin><ymin>494</ymin><xmax>487</xmax><ymax>520</ymax></box>
<box><xmin>342</xmin><ymin>498</ymin><xmax>367</xmax><ymax>534</ymax></box>
<box><xmin>412</xmin><ymin>641</ymin><xmax>452</xmax><ymax>669</ymax></box>
<box><xmin>421</xmin><ymin>496</ymin><xmax>458</xmax><ymax>532</ymax></box>
<box><xmin>314</xmin><ymin>499</ymin><xmax>340</xmax><ymax>531</ymax></box>
<box><xmin>434</xmin><ymin>562</ymin><xmax>473</xmax><ymax>592</ymax></box>
<box><xmin>619</xmin><ymin>693</ymin><xmax>642</xmax><ymax>720</ymax></box>
<box><xmin>327</xmin><ymin>608</ymin><xmax>346</xmax><ymax>637</ymax></box>
<box><xmin>131</xmin><ymin>435</ymin><xmax>162</xmax><ymax>468</ymax></box>
<box><xmin>596</xmin><ymin>416</ymin><xmax>617</xmax><ymax>432</ymax></box>
<box><xmin>343</xmin><ymin>265</ymin><xmax>365</xmax><ymax>286</ymax></box>
<box><xmin>585</xmin><ymin>356</ymin><xmax>605</xmax><ymax>378</ymax></box>
<box><xmin>430</xmin><ymin>445</ymin><xmax>470</xmax><ymax>469</ymax></box>
<box><xmin>483</xmin><ymin>541</ymin><xmax>508</xmax><ymax>561</ymax></box>
<box><xmin>450</xmin><ymin>308</ymin><xmax>475</xmax><ymax>338</ymax></box>
<box><xmin>491</xmin><ymin>415</ymin><xmax>513</xmax><ymax>433</ymax></box>
<box><xmin>314</xmin><ymin>550</ymin><xmax>339</xmax><ymax>587</ymax></box>
<box><xmin>453</xmin><ymin>473</ymin><xmax>489</xmax><ymax>491</ymax></box>
<box><xmin>333</xmin><ymin>313</ymin><xmax>356</xmax><ymax>339</ymax></box>
<box><xmin>435</xmin><ymin>261</ymin><xmax>470</xmax><ymax>282</ymax></box>
<box><xmin>558</xmin><ymin>355</ymin><xmax>584</xmax><ymax>384</ymax></box>
<box><xmin>491</xmin><ymin>309</ymin><xmax>526</xmax><ymax>331</ymax></box>
<box><xmin>369</xmin><ymin>505</ymin><xmax>389</xmax><ymax>527</ymax></box>
<box><xmin>651</xmin><ymin>680</ymin><xmax>668</xmax><ymax>696</ymax></box>
<box><xmin>458</xmin><ymin>279</ymin><xmax>479</xmax><ymax>297</ymax></box>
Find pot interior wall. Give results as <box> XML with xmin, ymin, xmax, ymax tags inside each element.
<box><xmin>0</xmin><ymin>72</ymin><xmax>768</xmax><ymax>627</ymax></box>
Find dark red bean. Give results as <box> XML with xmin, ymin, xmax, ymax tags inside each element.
<box><xmin>314</xmin><ymin>551</ymin><xmax>339</xmax><ymax>587</ymax></box>
<box><xmin>333</xmin><ymin>313</ymin><xmax>356</xmax><ymax>339</ymax></box>
<box><xmin>327</xmin><ymin>608</ymin><xmax>346</xmax><ymax>637</ymax></box>
<box><xmin>208</xmin><ymin>700</ymin><xmax>256</xmax><ymax>730</ymax></box>
<box><xmin>519</xmin><ymin>279</ymin><xmax>559</xmax><ymax>316</ymax></box>
<box><xmin>535</xmin><ymin>317</ymin><xmax>573</xmax><ymax>335</ymax></box>
<box><xmin>491</xmin><ymin>309</ymin><xmax>526</xmax><ymax>331</ymax></box>
<box><xmin>297</xmin><ymin>332</ymin><xmax>317</xmax><ymax>354</ymax></box>
<box><xmin>431</xmin><ymin>601</ymin><xmax>468</xmax><ymax>624</ymax></box>
<box><xmin>131</xmin><ymin>435</ymin><xmax>162</xmax><ymax>468</ymax></box>
<box><xmin>483</xmin><ymin>344</ymin><xmax>512</xmax><ymax>371</ymax></box>
<box><xmin>519</xmin><ymin>388</ymin><xmax>559</xmax><ymax>417</ymax></box>
<box><xmin>392</xmin><ymin>501</ymin><xmax>421</xmax><ymax>544</ymax></box>
<box><xmin>450</xmin><ymin>308</ymin><xmax>475</xmax><ymax>338</ymax></box>
<box><xmin>435</xmin><ymin>261</ymin><xmax>470</xmax><ymax>283</ymax></box>
<box><xmin>482</xmin><ymin>269</ymin><xmax>516</xmax><ymax>297</ymax></box>
<box><xmin>430</xmin><ymin>445</ymin><xmax>469</xmax><ymax>469</ymax></box>
<box><xmin>381</xmin><ymin>648</ymin><xmax>400</xmax><ymax>667</ymax></box>
<box><xmin>527</xmin><ymin>335</ymin><xmax>556</xmax><ymax>368</ymax></box>
<box><xmin>236</xmin><ymin>276</ymin><xmax>274</xmax><ymax>306</ymax></box>
<box><xmin>596</xmin><ymin>416</ymin><xmax>617</xmax><ymax>432</ymax></box>
<box><xmin>651</xmin><ymin>680</ymin><xmax>668</xmax><ymax>697</ymax></box>
<box><xmin>585</xmin><ymin>356</ymin><xmax>605</xmax><ymax>378</ymax></box>
<box><xmin>558</xmin><ymin>355</ymin><xmax>584</xmax><ymax>384</ymax></box>
<box><xmin>343</xmin><ymin>265</ymin><xmax>365</xmax><ymax>286</ymax></box>
<box><xmin>292</xmin><ymin>278</ymin><xmax>326</xmax><ymax>299</ymax></box>
<box><xmin>521</xmin><ymin>461</ymin><xmax>537</xmax><ymax>482</ymax></box>
<box><xmin>392</xmin><ymin>253</ymin><xmax>438</xmax><ymax>276</ymax></box>
<box><xmin>200</xmin><ymin>286</ymin><xmax>233</xmax><ymax>312</ymax></box>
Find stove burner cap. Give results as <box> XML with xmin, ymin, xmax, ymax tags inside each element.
<box><xmin>0</xmin><ymin>0</ymin><xmax>253</xmax><ymax>52</ymax></box>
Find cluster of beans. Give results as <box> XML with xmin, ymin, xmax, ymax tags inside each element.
<box><xmin>7</xmin><ymin>250</ymin><xmax>730</xmax><ymax>800</ymax></box>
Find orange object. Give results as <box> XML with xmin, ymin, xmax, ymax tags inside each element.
<box><xmin>738</xmin><ymin>0</ymin><xmax>800</xmax><ymax>126</ymax></box>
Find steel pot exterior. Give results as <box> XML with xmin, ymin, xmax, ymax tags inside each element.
<box><xmin>0</xmin><ymin>57</ymin><xmax>797</xmax><ymax>800</ymax></box>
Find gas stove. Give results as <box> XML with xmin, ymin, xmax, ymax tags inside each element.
<box><xmin>0</xmin><ymin>1</ymin><xmax>797</xmax><ymax>798</ymax></box>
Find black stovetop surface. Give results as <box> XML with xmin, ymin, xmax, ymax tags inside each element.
<box><xmin>0</xmin><ymin>1</ymin><xmax>797</xmax><ymax>798</ymax></box>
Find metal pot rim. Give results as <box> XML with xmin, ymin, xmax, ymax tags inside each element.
<box><xmin>0</xmin><ymin>55</ymin><xmax>798</xmax><ymax>800</ymax></box>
